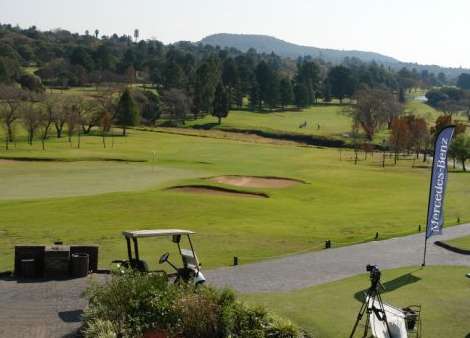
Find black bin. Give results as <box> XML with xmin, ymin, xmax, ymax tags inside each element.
<box><xmin>71</xmin><ymin>253</ymin><xmax>89</xmax><ymax>278</ymax></box>
<box><xmin>20</xmin><ymin>259</ymin><xmax>36</xmax><ymax>278</ymax></box>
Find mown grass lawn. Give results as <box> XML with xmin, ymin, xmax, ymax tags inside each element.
<box><xmin>243</xmin><ymin>266</ymin><xmax>470</xmax><ymax>338</ymax></box>
<box><xmin>185</xmin><ymin>99</ymin><xmax>451</xmax><ymax>144</ymax></box>
<box><xmin>186</xmin><ymin>104</ymin><xmax>352</xmax><ymax>139</ymax></box>
<box><xmin>445</xmin><ymin>235</ymin><xmax>470</xmax><ymax>250</ymax></box>
<box><xmin>0</xmin><ymin>128</ymin><xmax>469</xmax><ymax>271</ymax></box>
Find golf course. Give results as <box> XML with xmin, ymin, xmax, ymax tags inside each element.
<box><xmin>0</xmin><ymin>98</ymin><xmax>469</xmax><ymax>273</ymax></box>
<box><xmin>1</xmin><ymin>11</ymin><xmax>470</xmax><ymax>336</ymax></box>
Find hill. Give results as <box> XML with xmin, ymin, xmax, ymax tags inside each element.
<box><xmin>201</xmin><ymin>33</ymin><xmax>398</xmax><ymax>64</ymax></box>
<box><xmin>200</xmin><ymin>33</ymin><xmax>468</xmax><ymax>78</ymax></box>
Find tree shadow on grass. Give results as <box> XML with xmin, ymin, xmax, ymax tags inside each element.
<box><xmin>191</xmin><ymin>123</ymin><xmax>219</xmax><ymax>130</ymax></box>
<box><xmin>354</xmin><ymin>271</ymin><xmax>422</xmax><ymax>302</ymax></box>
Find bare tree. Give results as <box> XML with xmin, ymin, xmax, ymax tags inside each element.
<box><xmin>99</xmin><ymin>110</ymin><xmax>113</xmax><ymax>148</ymax></box>
<box><xmin>348</xmin><ymin>88</ymin><xmax>403</xmax><ymax>141</ymax></box>
<box><xmin>0</xmin><ymin>86</ymin><xmax>26</xmax><ymax>149</ymax></box>
<box><xmin>160</xmin><ymin>89</ymin><xmax>192</xmax><ymax>126</ymax></box>
<box><xmin>76</xmin><ymin>97</ymin><xmax>100</xmax><ymax>134</ymax></box>
<box><xmin>21</xmin><ymin>100</ymin><xmax>42</xmax><ymax>145</ymax></box>
<box><xmin>42</xmin><ymin>94</ymin><xmax>64</xmax><ymax>140</ymax></box>
<box><xmin>64</xmin><ymin>99</ymin><xmax>80</xmax><ymax>145</ymax></box>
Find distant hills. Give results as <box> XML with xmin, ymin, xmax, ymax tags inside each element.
<box><xmin>200</xmin><ymin>33</ymin><xmax>468</xmax><ymax>78</ymax></box>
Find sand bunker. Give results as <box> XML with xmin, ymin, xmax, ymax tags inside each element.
<box><xmin>167</xmin><ymin>185</ymin><xmax>268</xmax><ymax>198</ymax></box>
<box><xmin>208</xmin><ymin>176</ymin><xmax>305</xmax><ymax>188</ymax></box>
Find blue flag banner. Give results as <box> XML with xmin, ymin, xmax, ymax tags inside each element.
<box><xmin>426</xmin><ymin>126</ymin><xmax>455</xmax><ymax>239</ymax></box>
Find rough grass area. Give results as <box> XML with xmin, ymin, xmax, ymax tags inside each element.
<box><xmin>243</xmin><ymin>266</ymin><xmax>470</xmax><ymax>338</ymax></box>
<box><xmin>0</xmin><ymin>128</ymin><xmax>469</xmax><ymax>271</ymax></box>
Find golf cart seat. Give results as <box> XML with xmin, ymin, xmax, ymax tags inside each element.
<box><xmin>181</xmin><ymin>249</ymin><xmax>199</xmax><ymax>269</ymax></box>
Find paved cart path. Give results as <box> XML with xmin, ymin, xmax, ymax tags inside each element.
<box><xmin>206</xmin><ymin>223</ymin><xmax>470</xmax><ymax>293</ymax></box>
<box><xmin>0</xmin><ymin>224</ymin><xmax>469</xmax><ymax>337</ymax></box>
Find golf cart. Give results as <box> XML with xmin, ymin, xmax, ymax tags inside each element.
<box><xmin>112</xmin><ymin>229</ymin><xmax>206</xmax><ymax>285</ymax></box>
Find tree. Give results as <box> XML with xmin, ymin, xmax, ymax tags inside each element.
<box><xmin>70</xmin><ymin>47</ymin><xmax>95</xmax><ymax>71</ymax></box>
<box><xmin>51</xmin><ymin>96</ymin><xmax>67</xmax><ymax>138</ymax></box>
<box><xmin>0</xmin><ymin>86</ymin><xmax>26</xmax><ymax>148</ymax></box>
<box><xmin>194</xmin><ymin>57</ymin><xmax>221</xmax><ymax>114</ymax></box>
<box><xmin>389</xmin><ymin>117</ymin><xmax>411</xmax><ymax>164</ymax></box>
<box><xmin>21</xmin><ymin>100</ymin><xmax>42</xmax><ymax>145</ymax></box>
<box><xmin>255</xmin><ymin>61</ymin><xmax>279</xmax><ymax>110</ymax></box>
<box><xmin>406</xmin><ymin>116</ymin><xmax>429</xmax><ymax>159</ymax></box>
<box><xmin>350</xmin><ymin>88</ymin><xmax>403</xmax><ymax>141</ymax></box>
<box><xmin>294</xmin><ymin>82</ymin><xmax>309</xmax><ymax>108</ymax></box>
<box><xmin>134</xmin><ymin>29</ymin><xmax>139</xmax><ymax>42</ymax></box>
<box><xmin>449</xmin><ymin>135</ymin><xmax>470</xmax><ymax>171</ymax></box>
<box><xmin>279</xmin><ymin>78</ymin><xmax>293</xmax><ymax>110</ymax></box>
<box><xmin>160</xmin><ymin>88</ymin><xmax>192</xmax><ymax>124</ymax></box>
<box><xmin>222</xmin><ymin>58</ymin><xmax>240</xmax><ymax>108</ymax></box>
<box><xmin>294</xmin><ymin>60</ymin><xmax>321</xmax><ymax>106</ymax></box>
<box><xmin>64</xmin><ymin>99</ymin><xmax>80</xmax><ymax>143</ymax></box>
<box><xmin>398</xmin><ymin>88</ymin><xmax>406</xmax><ymax>103</ymax></box>
<box><xmin>249</xmin><ymin>82</ymin><xmax>261</xmax><ymax>111</ymax></box>
<box><xmin>41</xmin><ymin>94</ymin><xmax>61</xmax><ymax>140</ymax></box>
<box><xmin>327</xmin><ymin>66</ymin><xmax>356</xmax><ymax>103</ymax></box>
<box><xmin>76</xmin><ymin>97</ymin><xmax>101</xmax><ymax>134</ymax></box>
<box><xmin>457</xmin><ymin>73</ymin><xmax>470</xmax><ymax>90</ymax></box>
<box><xmin>212</xmin><ymin>83</ymin><xmax>230</xmax><ymax>124</ymax></box>
<box><xmin>18</xmin><ymin>74</ymin><xmax>45</xmax><ymax>93</ymax></box>
<box><xmin>115</xmin><ymin>88</ymin><xmax>140</xmax><ymax>136</ymax></box>
<box><xmin>132</xmin><ymin>89</ymin><xmax>160</xmax><ymax>125</ymax></box>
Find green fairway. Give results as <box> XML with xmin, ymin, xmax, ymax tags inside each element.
<box><xmin>184</xmin><ymin>99</ymin><xmax>446</xmax><ymax>143</ymax></box>
<box><xmin>186</xmin><ymin>104</ymin><xmax>352</xmax><ymax>139</ymax></box>
<box><xmin>0</xmin><ymin>128</ymin><xmax>469</xmax><ymax>271</ymax></box>
<box><xmin>445</xmin><ymin>235</ymin><xmax>470</xmax><ymax>250</ymax></box>
<box><xmin>243</xmin><ymin>266</ymin><xmax>470</xmax><ymax>338</ymax></box>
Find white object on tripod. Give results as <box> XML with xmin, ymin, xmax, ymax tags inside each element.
<box><xmin>368</xmin><ymin>297</ymin><xmax>408</xmax><ymax>338</ymax></box>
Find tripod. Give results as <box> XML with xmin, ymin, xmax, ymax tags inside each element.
<box><xmin>350</xmin><ymin>275</ymin><xmax>392</xmax><ymax>338</ymax></box>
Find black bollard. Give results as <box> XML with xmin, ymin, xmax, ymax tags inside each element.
<box><xmin>233</xmin><ymin>257</ymin><xmax>239</xmax><ymax>266</ymax></box>
<box><xmin>375</xmin><ymin>232</ymin><xmax>379</xmax><ymax>241</ymax></box>
<box><xmin>457</xmin><ymin>217</ymin><xmax>461</xmax><ymax>224</ymax></box>
<box><xmin>418</xmin><ymin>224</ymin><xmax>421</xmax><ymax>232</ymax></box>
<box><xmin>325</xmin><ymin>240</ymin><xmax>331</xmax><ymax>249</ymax></box>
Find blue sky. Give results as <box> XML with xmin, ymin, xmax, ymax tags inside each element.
<box><xmin>1</xmin><ymin>0</ymin><xmax>469</xmax><ymax>68</ymax></box>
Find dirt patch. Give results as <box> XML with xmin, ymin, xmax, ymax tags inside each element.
<box><xmin>208</xmin><ymin>176</ymin><xmax>306</xmax><ymax>188</ymax></box>
<box><xmin>166</xmin><ymin>185</ymin><xmax>268</xmax><ymax>198</ymax></box>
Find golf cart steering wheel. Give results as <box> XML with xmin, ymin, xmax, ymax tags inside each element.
<box><xmin>159</xmin><ymin>252</ymin><xmax>170</xmax><ymax>264</ymax></box>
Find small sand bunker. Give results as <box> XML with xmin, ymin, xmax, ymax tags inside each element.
<box><xmin>166</xmin><ymin>185</ymin><xmax>268</xmax><ymax>198</ymax></box>
<box><xmin>208</xmin><ymin>176</ymin><xmax>305</xmax><ymax>188</ymax></box>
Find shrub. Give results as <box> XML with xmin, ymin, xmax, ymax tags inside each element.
<box><xmin>83</xmin><ymin>272</ymin><xmax>306</xmax><ymax>338</ymax></box>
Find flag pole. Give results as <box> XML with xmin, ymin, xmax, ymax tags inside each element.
<box><xmin>422</xmin><ymin>125</ymin><xmax>455</xmax><ymax>267</ymax></box>
<box><xmin>422</xmin><ymin>148</ymin><xmax>436</xmax><ymax>267</ymax></box>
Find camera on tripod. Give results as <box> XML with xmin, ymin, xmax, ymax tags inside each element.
<box><xmin>366</xmin><ymin>264</ymin><xmax>382</xmax><ymax>282</ymax></box>
<box><xmin>350</xmin><ymin>264</ymin><xmax>422</xmax><ymax>338</ymax></box>
<box><xmin>366</xmin><ymin>264</ymin><xmax>381</xmax><ymax>287</ymax></box>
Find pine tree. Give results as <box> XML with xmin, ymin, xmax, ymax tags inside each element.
<box><xmin>212</xmin><ymin>83</ymin><xmax>230</xmax><ymax>124</ymax></box>
<box><xmin>279</xmin><ymin>78</ymin><xmax>293</xmax><ymax>110</ymax></box>
<box><xmin>115</xmin><ymin>88</ymin><xmax>140</xmax><ymax>136</ymax></box>
<box><xmin>194</xmin><ymin>56</ymin><xmax>221</xmax><ymax>114</ymax></box>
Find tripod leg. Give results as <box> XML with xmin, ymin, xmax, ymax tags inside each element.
<box><xmin>350</xmin><ymin>296</ymin><xmax>369</xmax><ymax>338</ymax></box>
<box><xmin>362</xmin><ymin>308</ymin><xmax>370</xmax><ymax>338</ymax></box>
<box><xmin>375</xmin><ymin>292</ymin><xmax>392</xmax><ymax>338</ymax></box>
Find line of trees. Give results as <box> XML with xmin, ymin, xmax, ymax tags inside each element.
<box><xmin>0</xmin><ymin>85</ymin><xmax>164</xmax><ymax>149</ymax></box>
<box><xmin>1</xmin><ymin>23</ymin><xmax>463</xmax><ymax>126</ymax></box>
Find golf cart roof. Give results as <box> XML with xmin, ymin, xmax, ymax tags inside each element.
<box><xmin>122</xmin><ymin>229</ymin><xmax>195</xmax><ymax>239</ymax></box>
